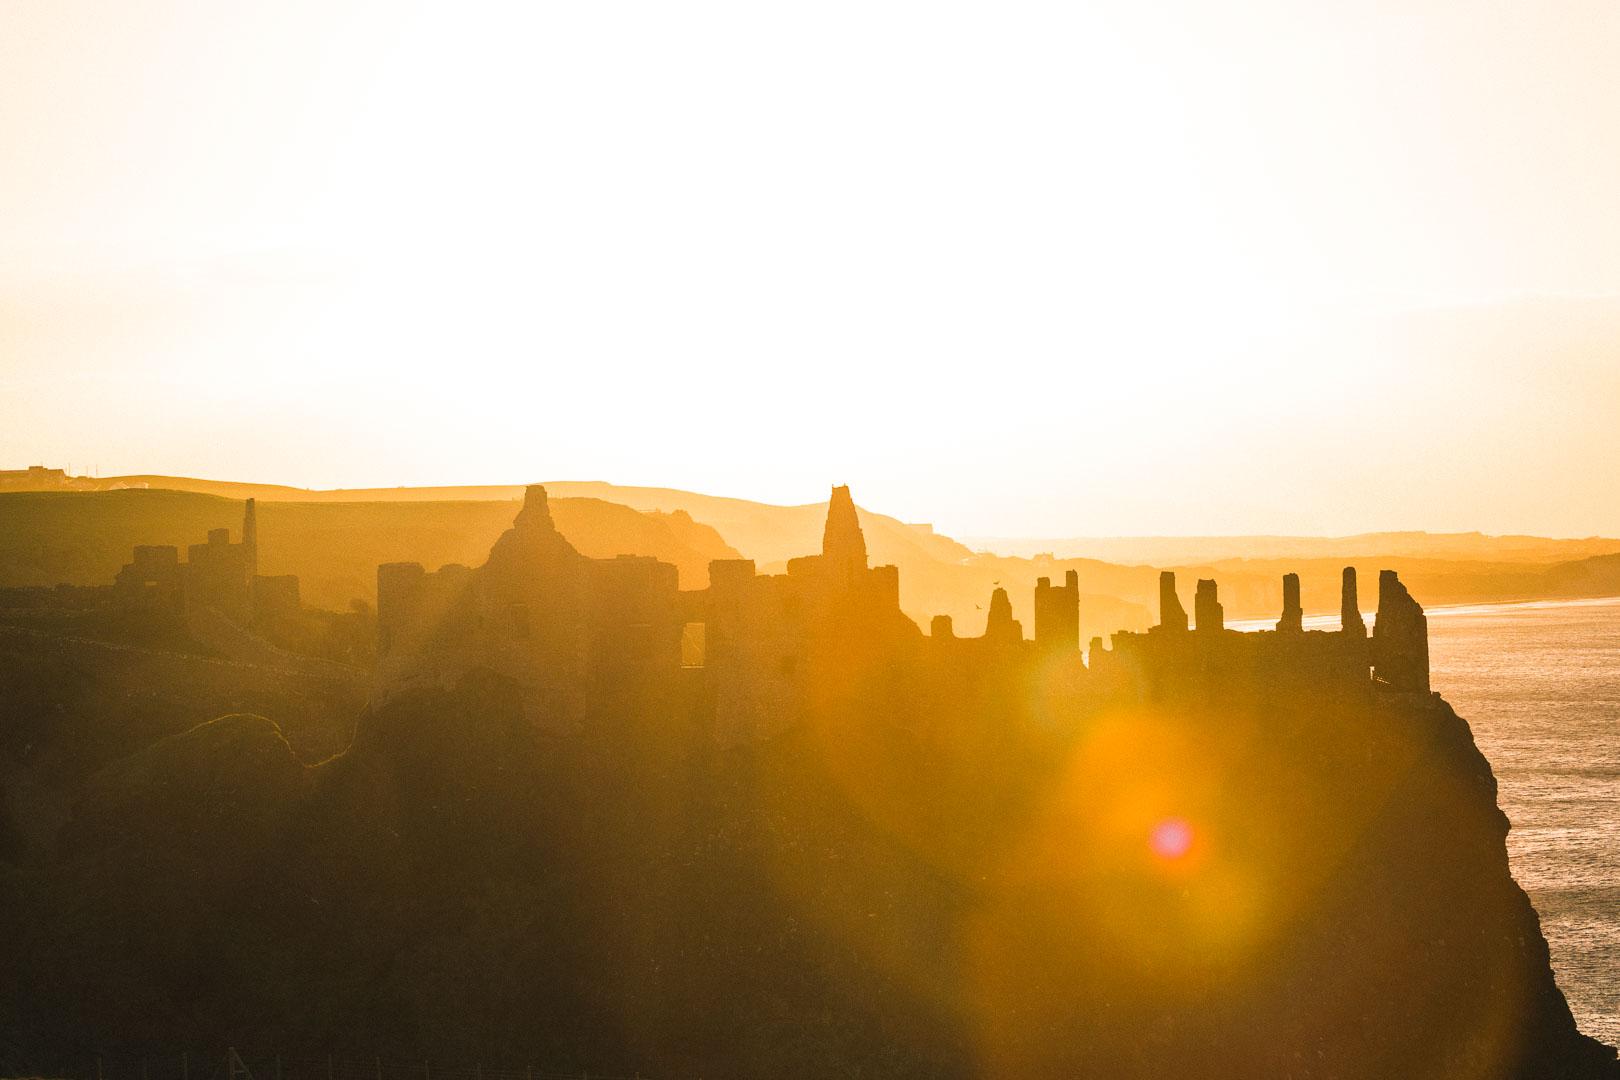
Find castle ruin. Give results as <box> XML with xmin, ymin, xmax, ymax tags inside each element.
<box><xmin>112</xmin><ymin>499</ymin><xmax>300</xmax><ymax>623</ymax></box>
<box><xmin>375</xmin><ymin>484</ymin><xmax>1436</xmax><ymax>741</ymax></box>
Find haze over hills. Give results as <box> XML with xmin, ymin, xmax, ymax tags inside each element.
<box><xmin>0</xmin><ymin>491</ymin><xmax>739</xmax><ymax>609</ymax></box>
<box><xmin>5</xmin><ymin>469</ymin><xmax>1620</xmax><ymax>638</ymax></box>
<box><xmin>963</xmin><ymin>532</ymin><xmax>1620</xmax><ymax>566</ymax></box>
<box><xmin>20</xmin><ymin>468</ymin><xmax>1620</xmax><ymax>564</ymax></box>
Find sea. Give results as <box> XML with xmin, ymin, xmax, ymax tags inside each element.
<box><xmin>1239</xmin><ymin>596</ymin><xmax>1620</xmax><ymax>1046</ymax></box>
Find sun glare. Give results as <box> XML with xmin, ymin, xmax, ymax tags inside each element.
<box><xmin>1150</xmin><ymin>817</ymin><xmax>1195</xmax><ymax>862</ymax></box>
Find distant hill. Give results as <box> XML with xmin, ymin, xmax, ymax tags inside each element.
<box><xmin>75</xmin><ymin>474</ymin><xmax>974</xmax><ymax>568</ymax></box>
<box><xmin>5</xmin><ymin>475</ymin><xmax>1620</xmax><ymax>638</ymax></box>
<box><xmin>0</xmin><ymin>490</ymin><xmax>739</xmax><ymax>611</ymax></box>
<box><xmin>962</xmin><ymin>531</ymin><xmax>1620</xmax><ymax>566</ymax></box>
<box><xmin>0</xmin><ymin>485</ymin><xmax>1146</xmax><ymax>641</ymax></box>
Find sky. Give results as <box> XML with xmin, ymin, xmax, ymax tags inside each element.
<box><xmin>3</xmin><ymin>0</ymin><xmax>1620</xmax><ymax>538</ymax></box>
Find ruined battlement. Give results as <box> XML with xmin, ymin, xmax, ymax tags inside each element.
<box><xmin>1034</xmin><ymin>570</ymin><xmax>1080</xmax><ymax>655</ymax></box>
<box><xmin>374</xmin><ymin>484</ymin><xmax>684</xmax><ymax>730</ymax></box>
<box><xmin>111</xmin><ymin>499</ymin><xmax>285</xmax><ymax>624</ymax></box>
<box><xmin>1093</xmin><ymin>568</ymin><xmax>1429</xmax><ymax>705</ymax></box>
<box><xmin>373</xmin><ymin>484</ymin><xmax>1437</xmax><ymax>742</ymax></box>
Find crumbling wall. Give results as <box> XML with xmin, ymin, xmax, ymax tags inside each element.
<box><xmin>1034</xmin><ymin>570</ymin><xmax>1079</xmax><ymax>654</ymax></box>
<box><xmin>1373</xmin><ymin>569</ymin><xmax>1430</xmax><ymax>693</ymax></box>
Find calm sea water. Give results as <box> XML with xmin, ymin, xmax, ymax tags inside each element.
<box><xmin>1235</xmin><ymin>596</ymin><xmax>1620</xmax><ymax>1045</ymax></box>
<box><xmin>1427</xmin><ymin>596</ymin><xmax>1620</xmax><ymax>1049</ymax></box>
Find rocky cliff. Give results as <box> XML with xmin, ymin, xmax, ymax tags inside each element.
<box><xmin>1</xmin><ymin>663</ymin><xmax>1613</xmax><ymax>1079</ymax></box>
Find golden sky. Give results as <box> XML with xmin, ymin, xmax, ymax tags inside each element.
<box><xmin>3</xmin><ymin>1</ymin><xmax>1619</xmax><ymax>538</ymax></box>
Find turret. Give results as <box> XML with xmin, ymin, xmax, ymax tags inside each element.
<box><xmin>1341</xmin><ymin>566</ymin><xmax>1366</xmax><ymax>638</ymax></box>
<box><xmin>242</xmin><ymin>498</ymin><xmax>258</xmax><ymax>579</ymax></box>
<box><xmin>1033</xmin><ymin>569</ymin><xmax>1080</xmax><ymax>654</ymax></box>
<box><xmin>984</xmin><ymin>587</ymin><xmax>1023</xmax><ymax>645</ymax></box>
<box><xmin>1277</xmin><ymin>572</ymin><xmax>1302</xmax><ymax>633</ymax></box>
<box><xmin>821</xmin><ymin>485</ymin><xmax>868</xmax><ymax>575</ymax></box>
<box><xmin>1372</xmin><ymin>570</ymin><xmax>1429</xmax><ymax>692</ymax></box>
<box><xmin>515</xmin><ymin>484</ymin><xmax>554</xmax><ymax>530</ymax></box>
<box><xmin>1157</xmin><ymin>571</ymin><xmax>1188</xmax><ymax>632</ymax></box>
<box><xmin>1195</xmin><ymin>579</ymin><xmax>1224</xmax><ymax>632</ymax></box>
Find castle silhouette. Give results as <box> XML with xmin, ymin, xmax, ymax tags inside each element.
<box><xmin>111</xmin><ymin>498</ymin><xmax>300</xmax><ymax>625</ymax></box>
<box><xmin>369</xmin><ymin>484</ymin><xmax>1434</xmax><ymax>739</ymax></box>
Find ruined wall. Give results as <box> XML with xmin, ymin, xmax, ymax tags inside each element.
<box><xmin>1277</xmin><ymin>572</ymin><xmax>1303</xmax><ymax>633</ymax></box>
<box><xmin>368</xmin><ymin>485</ymin><xmax>1440</xmax><ymax>749</ymax></box>
<box><xmin>112</xmin><ymin>545</ymin><xmax>184</xmax><ymax>615</ymax></box>
<box><xmin>1034</xmin><ymin>569</ymin><xmax>1079</xmax><ymax>654</ymax></box>
<box><xmin>1159</xmin><ymin>570</ymin><xmax>1188</xmax><ymax>632</ymax></box>
<box><xmin>1373</xmin><ymin>568</ymin><xmax>1430</xmax><ymax>693</ymax></box>
<box><xmin>1194</xmin><ymin>578</ymin><xmax>1224</xmax><ymax>633</ymax></box>
<box><xmin>374</xmin><ymin>485</ymin><xmax>682</xmax><ymax>732</ymax></box>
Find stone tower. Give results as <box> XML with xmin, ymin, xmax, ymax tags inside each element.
<box><xmin>1277</xmin><ymin>572</ymin><xmax>1303</xmax><ymax>633</ymax></box>
<box><xmin>242</xmin><ymin>498</ymin><xmax>258</xmax><ymax>579</ymax></box>
<box><xmin>1158</xmin><ymin>571</ymin><xmax>1188</xmax><ymax>632</ymax></box>
<box><xmin>984</xmin><ymin>587</ymin><xmax>1023</xmax><ymax>645</ymax></box>
<box><xmin>822</xmin><ymin>485</ymin><xmax>868</xmax><ymax>576</ymax></box>
<box><xmin>1033</xmin><ymin>569</ymin><xmax>1080</xmax><ymax>654</ymax></box>
<box><xmin>1195</xmin><ymin>579</ymin><xmax>1224</xmax><ymax>633</ymax></box>
<box><xmin>1341</xmin><ymin>566</ymin><xmax>1367</xmax><ymax>638</ymax></box>
<box><xmin>1373</xmin><ymin>569</ymin><xmax>1429</xmax><ymax>692</ymax></box>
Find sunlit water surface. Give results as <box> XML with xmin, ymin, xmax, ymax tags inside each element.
<box><xmin>1237</xmin><ymin>596</ymin><xmax>1620</xmax><ymax>1046</ymax></box>
<box><xmin>1428</xmin><ymin>596</ymin><xmax>1620</xmax><ymax>1049</ymax></box>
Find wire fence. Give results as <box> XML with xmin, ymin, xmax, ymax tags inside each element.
<box><xmin>9</xmin><ymin>1052</ymin><xmax>651</xmax><ymax>1080</ymax></box>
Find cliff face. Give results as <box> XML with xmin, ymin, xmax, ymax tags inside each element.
<box><xmin>1</xmin><ymin>668</ymin><xmax>1612</xmax><ymax>1079</ymax></box>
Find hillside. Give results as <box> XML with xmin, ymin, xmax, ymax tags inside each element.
<box><xmin>68</xmin><ymin>473</ymin><xmax>974</xmax><ymax>568</ymax></box>
<box><xmin>964</xmin><ymin>530</ymin><xmax>1620</xmax><ymax>566</ymax></box>
<box><xmin>0</xmin><ymin>491</ymin><xmax>739</xmax><ymax>610</ymax></box>
<box><xmin>7</xmin><ymin>481</ymin><xmax>1620</xmax><ymax>642</ymax></box>
<box><xmin>42</xmin><ymin>473</ymin><xmax>1620</xmax><ymax>571</ymax></box>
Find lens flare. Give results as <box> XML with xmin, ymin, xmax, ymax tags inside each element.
<box><xmin>1151</xmin><ymin>817</ymin><xmax>1194</xmax><ymax>861</ymax></box>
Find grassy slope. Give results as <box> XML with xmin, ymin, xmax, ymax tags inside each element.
<box><xmin>0</xmin><ymin>491</ymin><xmax>739</xmax><ymax>611</ymax></box>
<box><xmin>5</xmin><ymin>479</ymin><xmax>1620</xmax><ymax>635</ymax></box>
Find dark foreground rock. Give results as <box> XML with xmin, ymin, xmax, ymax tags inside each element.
<box><xmin>1</xmin><ymin>665</ymin><xmax>1614</xmax><ymax>1080</ymax></box>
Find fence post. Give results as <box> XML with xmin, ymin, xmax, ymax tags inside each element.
<box><xmin>183</xmin><ymin>1052</ymin><xmax>190</xmax><ymax>1080</ymax></box>
<box><xmin>97</xmin><ymin>1056</ymin><xmax>104</xmax><ymax>1080</ymax></box>
<box><xmin>423</xmin><ymin>1062</ymin><xmax>430</xmax><ymax>1080</ymax></box>
<box><xmin>276</xmin><ymin>1056</ymin><xmax>283</xmax><ymax>1080</ymax></box>
<box><xmin>375</xmin><ymin>1057</ymin><xmax>382</xmax><ymax>1080</ymax></box>
<box><xmin>327</xmin><ymin>1058</ymin><xmax>333</xmax><ymax>1080</ymax></box>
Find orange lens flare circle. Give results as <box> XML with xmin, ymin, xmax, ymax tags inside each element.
<box><xmin>1150</xmin><ymin>817</ymin><xmax>1194</xmax><ymax>861</ymax></box>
